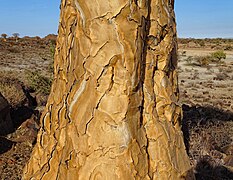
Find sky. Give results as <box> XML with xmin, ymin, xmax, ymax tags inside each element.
<box><xmin>175</xmin><ymin>0</ymin><xmax>233</xmax><ymax>38</ymax></box>
<box><xmin>0</xmin><ymin>0</ymin><xmax>232</xmax><ymax>38</ymax></box>
<box><xmin>0</xmin><ymin>0</ymin><xmax>60</xmax><ymax>37</ymax></box>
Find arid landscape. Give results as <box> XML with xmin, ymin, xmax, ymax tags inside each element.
<box><xmin>0</xmin><ymin>36</ymin><xmax>233</xmax><ymax>179</ymax></box>
<box><xmin>178</xmin><ymin>39</ymin><xmax>233</xmax><ymax>179</ymax></box>
<box><xmin>0</xmin><ymin>35</ymin><xmax>55</xmax><ymax>179</ymax></box>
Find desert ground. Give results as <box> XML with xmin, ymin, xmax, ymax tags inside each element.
<box><xmin>0</xmin><ymin>36</ymin><xmax>55</xmax><ymax>179</ymax></box>
<box><xmin>0</xmin><ymin>37</ymin><xmax>233</xmax><ymax>179</ymax></box>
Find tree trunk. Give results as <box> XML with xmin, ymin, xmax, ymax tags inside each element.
<box><xmin>23</xmin><ymin>0</ymin><xmax>194</xmax><ymax>179</ymax></box>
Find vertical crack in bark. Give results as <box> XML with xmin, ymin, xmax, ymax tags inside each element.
<box><xmin>111</xmin><ymin>3</ymin><xmax>128</xmax><ymax>19</ymax></box>
<box><xmin>138</xmin><ymin>0</ymin><xmax>152</xmax><ymax>177</ymax></box>
<box><xmin>39</xmin><ymin>133</ymin><xmax>58</xmax><ymax>179</ymax></box>
<box><xmin>74</xmin><ymin>0</ymin><xmax>86</xmax><ymax>28</ymax></box>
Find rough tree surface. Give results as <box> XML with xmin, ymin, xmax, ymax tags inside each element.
<box><xmin>23</xmin><ymin>0</ymin><xmax>193</xmax><ymax>179</ymax></box>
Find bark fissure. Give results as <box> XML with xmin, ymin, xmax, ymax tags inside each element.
<box><xmin>74</xmin><ymin>0</ymin><xmax>85</xmax><ymax>27</ymax></box>
<box><xmin>142</xmin><ymin>10</ymin><xmax>153</xmax><ymax>178</ymax></box>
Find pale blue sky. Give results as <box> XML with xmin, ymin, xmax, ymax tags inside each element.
<box><xmin>0</xmin><ymin>0</ymin><xmax>60</xmax><ymax>37</ymax></box>
<box><xmin>175</xmin><ymin>0</ymin><xmax>233</xmax><ymax>38</ymax></box>
<box><xmin>0</xmin><ymin>0</ymin><xmax>232</xmax><ymax>38</ymax></box>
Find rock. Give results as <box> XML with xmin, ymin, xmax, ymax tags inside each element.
<box><xmin>12</xmin><ymin>115</ymin><xmax>39</xmax><ymax>145</ymax></box>
<box><xmin>0</xmin><ymin>92</ymin><xmax>13</xmax><ymax>135</ymax></box>
<box><xmin>19</xmin><ymin>115</ymin><xmax>39</xmax><ymax>130</ymax></box>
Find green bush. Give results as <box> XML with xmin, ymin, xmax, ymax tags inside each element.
<box><xmin>26</xmin><ymin>71</ymin><xmax>52</xmax><ymax>95</ymax></box>
<box><xmin>49</xmin><ymin>40</ymin><xmax>56</xmax><ymax>58</ymax></box>
<box><xmin>211</xmin><ymin>50</ymin><xmax>226</xmax><ymax>61</ymax></box>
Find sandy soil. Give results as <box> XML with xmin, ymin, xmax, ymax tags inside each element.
<box><xmin>0</xmin><ymin>37</ymin><xmax>53</xmax><ymax>77</ymax></box>
<box><xmin>178</xmin><ymin>49</ymin><xmax>233</xmax><ymax>111</ymax></box>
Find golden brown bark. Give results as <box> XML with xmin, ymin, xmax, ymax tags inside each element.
<box><xmin>23</xmin><ymin>0</ymin><xmax>194</xmax><ymax>179</ymax></box>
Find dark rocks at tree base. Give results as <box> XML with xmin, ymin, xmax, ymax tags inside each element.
<box><xmin>12</xmin><ymin>115</ymin><xmax>39</xmax><ymax>145</ymax></box>
<box><xmin>0</xmin><ymin>92</ymin><xmax>13</xmax><ymax>135</ymax></box>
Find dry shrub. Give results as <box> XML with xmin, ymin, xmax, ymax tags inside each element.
<box><xmin>214</xmin><ymin>73</ymin><xmax>229</xmax><ymax>81</ymax></box>
<box><xmin>191</xmin><ymin>72</ymin><xmax>200</xmax><ymax>80</ymax></box>
<box><xmin>218</xmin><ymin>67</ymin><xmax>224</xmax><ymax>73</ymax></box>
<box><xmin>185</xmin><ymin>56</ymin><xmax>214</xmax><ymax>67</ymax></box>
<box><xmin>225</xmin><ymin>66</ymin><xmax>233</xmax><ymax>73</ymax></box>
<box><xmin>0</xmin><ymin>83</ymin><xmax>24</xmax><ymax>106</ymax></box>
<box><xmin>7</xmin><ymin>47</ymin><xmax>20</xmax><ymax>53</ymax></box>
<box><xmin>224</xmin><ymin>45</ymin><xmax>233</xmax><ymax>51</ymax></box>
<box><xmin>184</xmin><ymin>56</ymin><xmax>193</xmax><ymax>65</ymax></box>
<box><xmin>195</xmin><ymin>56</ymin><xmax>212</xmax><ymax>66</ymax></box>
<box><xmin>0</xmin><ymin>71</ymin><xmax>25</xmax><ymax>106</ymax></box>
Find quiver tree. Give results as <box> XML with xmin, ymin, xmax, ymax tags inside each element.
<box><xmin>12</xmin><ymin>33</ymin><xmax>20</xmax><ymax>42</ymax></box>
<box><xmin>1</xmin><ymin>33</ymin><xmax>7</xmax><ymax>41</ymax></box>
<box><xmin>23</xmin><ymin>0</ymin><xmax>194</xmax><ymax>179</ymax></box>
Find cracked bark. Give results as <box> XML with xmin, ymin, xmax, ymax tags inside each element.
<box><xmin>23</xmin><ymin>0</ymin><xmax>194</xmax><ymax>179</ymax></box>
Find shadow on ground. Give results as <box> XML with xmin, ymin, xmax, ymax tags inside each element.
<box><xmin>195</xmin><ymin>156</ymin><xmax>233</xmax><ymax>180</ymax></box>
<box><xmin>0</xmin><ymin>137</ymin><xmax>15</xmax><ymax>154</ymax></box>
<box><xmin>10</xmin><ymin>106</ymin><xmax>36</xmax><ymax>130</ymax></box>
<box><xmin>182</xmin><ymin>104</ymin><xmax>233</xmax><ymax>180</ymax></box>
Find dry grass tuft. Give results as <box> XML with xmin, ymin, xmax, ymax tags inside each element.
<box><xmin>0</xmin><ymin>71</ymin><xmax>25</xmax><ymax>106</ymax></box>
